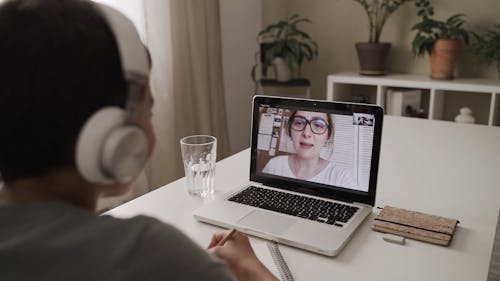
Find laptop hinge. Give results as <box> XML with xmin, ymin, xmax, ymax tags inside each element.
<box><xmin>353</xmin><ymin>202</ymin><xmax>372</xmax><ymax>208</ymax></box>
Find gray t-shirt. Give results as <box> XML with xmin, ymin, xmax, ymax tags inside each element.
<box><xmin>0</xmin><ymin>202</ymin><xmax>235</xmax><ymax>281</ymax></box>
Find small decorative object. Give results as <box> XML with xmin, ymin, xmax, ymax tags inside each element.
<box><xmin>411</xmin><ymin>0</ymin><xmax>470</xmax><ymax>80</ymax></box>
<box><xmin>251</xmin><ymin>14</ymin><xmax>318</xmax><ymax>82</ymax></box>
<box><xmin>386</xmin><ymin>88</ymin><xmax>422</xmax><ymax>116</ymax></box>
<box><xmin>454</xmin><ymin>107</ymin><xmax>475</xmax><ymax>124</ymax></box>
<box><xmin>351</xmin><ymin>0</ymin><xmax>413</xmax><ymax>76</ymax></box>
<box><xmin>472</xmin><ymin>25</ymin><xmax>500</xmax><ymax>79</ymax></box>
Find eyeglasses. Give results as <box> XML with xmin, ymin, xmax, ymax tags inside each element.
<box><xmin>290</xmin><ymin>116</ymin><xmax>329</xmax><ymax>134</ymax></box>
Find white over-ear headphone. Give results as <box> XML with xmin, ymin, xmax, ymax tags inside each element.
<box><xmin>75</xmin><ymin>3</ymin><xmax>150</xmax><ymax>185</ymax></box>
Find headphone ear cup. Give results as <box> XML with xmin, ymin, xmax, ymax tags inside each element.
<box><xmin>76</xmin><ymin>106</ymin><xmax>148</xmax><ymax>184</ymax></box>
<box><xmin>102</xmin><ymin>125</ymin><xmax>148</xmax><ymax>183</ymax></box>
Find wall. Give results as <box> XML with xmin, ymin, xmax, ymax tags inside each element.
<box><xmin>219</xmin><ymin>0</ymin><xmax>262</xmax><ymax>153</ymax></box>
<box><xmin>262</xmin><ymin>0</ymin><xmax>500</xmax><ymax>100</ymax></box>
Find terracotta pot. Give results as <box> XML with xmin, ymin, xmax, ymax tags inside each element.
<box><xmin>430</xmin><ymin>39</ymin><xmax>461</xmax><ymax>80</ymax></box>
<box><xmin>272</xmin><ymin>57</ymin><xmax>292</xmax><ymax>81</ymax></box>
<box><xmin>355</xmin><ymin>42</ymin><xmax>391</xmax><ymax>76</ymax></box>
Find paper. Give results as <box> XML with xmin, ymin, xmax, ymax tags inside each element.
<box><xmin>250</xmin><ymin>239</ymin><xmax>280</xmax><ymax>279</ymax></box>
<box><xmin>270</xmin><ymin>137</ymin><xmax>277</xmax><ymax>148</ymax></box>
<box><xmin>259</xmin><ymin>113</ymin><xmax>274</xmax><ymax>134</ymax></box>
<box><xmin>356</xmin><ymin>125</ymin><xmax>374</xmax><ymax>191</ymax></box>
<box><xmin>257</xmin><ymin>134</ymin><xmax>272</xmax><ymax>150</ymax></box>
<box><xmin>329</xmin><ymin>114</ymin><xmax>355</xmax><ymax>170</ymax></box>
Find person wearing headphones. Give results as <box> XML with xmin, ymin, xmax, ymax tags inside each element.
<box><xmin>0</xmin><ymin>1</ymin><xmax>277</xmax><ymax>280</ymax></box>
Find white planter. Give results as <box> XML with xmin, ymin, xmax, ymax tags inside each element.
<box><xmin>273</xmin><ymin>57</ymin><xmax>292</xmax><ymax>81</ymax></box>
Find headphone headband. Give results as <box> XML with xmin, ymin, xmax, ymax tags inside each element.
<box><xmin>96</xmin><ymin>3</ymin><xmax>149</xmax><ymax>84</ymax></box>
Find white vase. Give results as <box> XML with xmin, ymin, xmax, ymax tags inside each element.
<box><xmin>454</xmin><ymin>107</ymin><xmax>475</xmax><ymax>124</ymax></box>
<box><xmin>272</xmin><ymin>57</ymin><xmax>292</xmax><ymax>81</ymax></box>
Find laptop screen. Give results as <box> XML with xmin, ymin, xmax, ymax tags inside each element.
<box><xmin>250</xmin><ymin>95</ymin><xmax>383</xmax><ymax>206</ymax></box>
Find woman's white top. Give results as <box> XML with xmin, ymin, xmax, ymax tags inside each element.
<box><xmin>262</xmin><ymin>155</ymin><xmax>355</xmax><ymax>188</ymax></box>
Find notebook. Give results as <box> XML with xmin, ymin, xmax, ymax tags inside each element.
<box><xmin>251</xmin><ymin>239</ymin><xmax>294</xmax><ymax>281</ymax></box>
<box><xmin>372</xmin><ymin>205</ymin><xmax>459</xmax><ymax>246</ymax></box>
<box><xmin>194</xmin><ymin>95</ymin><xmax>384</xmax><ymax>256</ymax></box>
<box><xmin>267</xmin><ymin>241</ymin><xmax>294</xmax><ymax>281</ymax></box>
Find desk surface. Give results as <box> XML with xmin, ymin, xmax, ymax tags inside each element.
<box><xmin>108</xmin><ymin>116</ymin><xmax>500</xmax><ymax>281</ymax></box>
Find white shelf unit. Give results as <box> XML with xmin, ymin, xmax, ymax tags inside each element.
<box><xmin>327</xmin><ymin>72</ymin><xmax>500</xmax><ymax>126</ymax></box>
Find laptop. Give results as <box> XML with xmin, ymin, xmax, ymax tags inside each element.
<box><xmin>194</xmin><ymin>95</ymin><xmax>383</xmax><ymax>256</ymax></box>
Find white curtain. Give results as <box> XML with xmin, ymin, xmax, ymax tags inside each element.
<box><xmin>145</xmin><ymin>0</ymin><xmax>231</xmax><ymax>189</ymax></box>
<box><xmin>142</xmin><ymin>0</ymin><xmax>179</xmax><ymax>188</ymax></box>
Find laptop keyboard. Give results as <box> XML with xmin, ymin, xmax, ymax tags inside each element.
<box><xmin>228</xmin><ymin>186</ymin><xmax>358</xmax><ymax>227</ymax></box>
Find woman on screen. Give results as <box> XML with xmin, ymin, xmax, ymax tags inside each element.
<box><xmin>262</xmin><ymin>110</ymin><xmax>354</xmax><ymax>188</ymax></box>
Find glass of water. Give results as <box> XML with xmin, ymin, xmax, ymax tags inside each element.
<box><xmin>180</xmin><ymin>135</ymin><xmax>216</xmax><ymax>198</ymax></box>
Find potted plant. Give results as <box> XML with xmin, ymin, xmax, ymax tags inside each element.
<box><xmin>411</xmin><ymin>0</ymin><xmax>469</xmax><ymax>79</ymax></box>
<box><xmin>352</xmin><ymin>0</ymin><xmax>413</xmax><ymax>76</ymax></box>
<box><xmin>472</xmin><ymin>25</ymin><xmax>500</xmax><ymax>78</ymax></box>
<box><xmin>252</xmin><ymin>14</ymin><xmax>318</xmax><ymax>82</ymax></box>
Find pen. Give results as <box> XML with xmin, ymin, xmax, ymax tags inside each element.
<box><xmin>217</xmin><ymin>229</ymin><xmax>237</xmax><ymax>246</ymax></box>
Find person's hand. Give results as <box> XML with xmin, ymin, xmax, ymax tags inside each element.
<box><xmin>207</xmin><ymin>230</ymin><xmax>278</xmax><ymax>281</ymax></box>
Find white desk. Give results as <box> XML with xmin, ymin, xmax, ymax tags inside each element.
<box><xmin>108</xmin><ymin>116</ymin><xmax>500</xmax><ymax>281</ymax></box>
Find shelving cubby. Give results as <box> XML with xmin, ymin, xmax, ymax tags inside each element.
<box><xmin>327</xmin><ymin>72</ymin><xmax>500</xmax><ymax>126</ymax></box>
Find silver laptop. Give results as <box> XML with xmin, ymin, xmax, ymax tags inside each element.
<box><xmin>194</xmin><ymin>95</ymin><xmax>384</xmax><ymax>256</ymax></box>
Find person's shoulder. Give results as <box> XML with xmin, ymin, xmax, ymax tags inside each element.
<box><xmin>98</xmin><ymin>214</ymin><xmax>183</xmax><ymax>243</ymax></box>
<box><xmin>99</xmin><ymin>215</ymin><xmax>234</xmax><ymax>280</ymax></box>
<box><xmin>0</xmin><ymin>203</ymin><xmax>233</xmax><ymax>281</ymax></box>
<box><xmin>263</xmin><ymin>155</ymin><xmax>288</xmax><ymax>171</ymax></box>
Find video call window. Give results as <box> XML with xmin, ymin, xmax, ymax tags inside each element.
<box><xmin>256</xmin><ymin>106</ymin><xmax>375</xmax><ymax>193</ymax></box>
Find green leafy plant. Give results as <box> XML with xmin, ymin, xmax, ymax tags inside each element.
<box><xmin>472</xmin><ymin>25</ymin><xmax>500</xmax><ymax>76</ymax></box>
<box><xmin>352</xmin><ymin>0</ymin><xmax>413</xmax><ymax>43</ymax></box>
<box><xmin>411</xmin><ymin>0</ymin><xmax>469</xmax><ymax>57</ymax></box>
<box><xmin>252</xmin><ymin>14</ymin><xmax>318</xmax><ymax>80</ymax></box>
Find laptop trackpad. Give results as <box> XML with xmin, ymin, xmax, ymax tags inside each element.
<box><xmin>237</xmin><ymin>210</ymin><xmax>297</xmax><ymax>235</ymax></box>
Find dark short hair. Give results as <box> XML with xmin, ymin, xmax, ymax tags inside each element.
<box><xmin>0</xmin><ymin>0</ymin><xmax>126</xmax><ymax>183</ymax></box>
<box><xmin>287</xmin><ymin>110</ymin><xmax>334</xmax><ymax>139</ymax></box>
